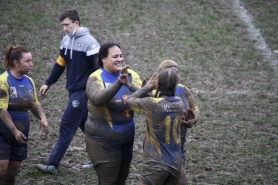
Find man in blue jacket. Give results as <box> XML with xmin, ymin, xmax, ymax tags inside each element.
<box><xmin>36</xmin><ymin>9</ymin><xmax>100</xmax><ymax>173</ymax></box>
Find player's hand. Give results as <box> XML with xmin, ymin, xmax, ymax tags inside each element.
<box><xmin>40</xmin><ymin>118</ymin><xmax>49</xmax><ymax>135</ymax></box>
<box><xmin>181</xmin><ymin>109</ymin><xmax>195</xmax><ymax>128</ymax></box>
<box><xmin>141</xmin><ymin>78</ymin><xmax>147</xmax><ymax>88</ymax></box>
<box><xmin>181</xmin><ymin>119</ymin><xmax>195</xmax><ymax>128</ymax></box>
<box><xmin>14</xmin><ymin>130</ymin><xmax>27</xmax><ymax>144</ymax></box>
<box><xmin>119</xmin><ymin>66</ymin><xmax>131</xmax><ymax>86</ymax></box>
<box><xmin>146</xmin><ymin>74</ymin><xmax>158</xmax><ymax>91</ymax></box>
<box><xmin>39</xmin><ymin>85</ymin><xmax>49</xmax><ymax>96</ymax></box>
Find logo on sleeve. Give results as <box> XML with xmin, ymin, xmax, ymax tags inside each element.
<box><xmin>92</xmin><ymin>44</ymin><xmax>97</xmax><ymax>49</ymax></box>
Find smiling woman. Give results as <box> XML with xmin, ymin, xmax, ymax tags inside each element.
<box><xmin>101</xmin><ymin>44</ymin><xmax>124</xmax><ymax>74</ymax></box>
<box><xmin>85</xmin><ymin>42</ymin><xmax>143</xmax><ymax>184</ymax></box>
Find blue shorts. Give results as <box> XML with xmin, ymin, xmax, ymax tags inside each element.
<box><xmin>0</xmin><ymin>119</ymin><xmax>29</xmax><ymax>161</ymax></box>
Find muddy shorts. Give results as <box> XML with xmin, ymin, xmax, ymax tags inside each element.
<box><xmin>85</xmin><ymin>135</ymin><xmax>134</xmax><ymax>184</ymax></box>
<box><xmin>0</xmin><ymin>119</ymin><xmax>29</xmax><ymax>161</ymax></box>
<box><xmin>140</xmin><ymin>161</ymin><xmax>180</xmax><ymax>185</ymax></box>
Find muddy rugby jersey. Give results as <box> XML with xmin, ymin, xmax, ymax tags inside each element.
<box><xmin>0</xmin><ymin>71</ymin><xmax>38</xmax><ymax>120</ymax></box>
<box><xmin>85</xmin><ymin>68</ymin><xmax>142</xmax><ymax>143</ymax></box>
<box><xmin>127</xmin><ymin>86</ymin><xmax>184</xmax><ymax>173</ymax></box>
<box><xmin>176</xmin><ymin>84</ymin><xmax>199</xmax><ymax>112</ymax></box>
<box><xmin>175</xmin><ymin>84</ymin><xmax>199</xmax><ymax>134</ymax></box>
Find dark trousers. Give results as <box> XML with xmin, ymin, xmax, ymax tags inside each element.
<box><xmin>48</xmin><ymin>90</ymin><xmax>87</xmax><ymax>167</ymax></box>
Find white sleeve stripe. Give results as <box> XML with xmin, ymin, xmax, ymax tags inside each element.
<box><xmin>86</xmin><ymin>46</ymin><xmax>100</xmax><ymax>56</ymax></box>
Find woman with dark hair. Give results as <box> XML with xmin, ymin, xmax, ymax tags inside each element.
<box><xmin>126</xmin><ymin>68</ymin><xmax>186</xmax><ymax>185</ymax></box>
<box><xmin>0</xmin><ymin>45</ymin><xmax>49</xmax><ymax>184</ymax></box>
<box><xmin>85</xmin><ymin>42</ymin><xmax>142</xmax><ymax>184</ymax></box>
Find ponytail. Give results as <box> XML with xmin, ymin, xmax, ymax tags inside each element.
<box><xmin>4</xmin><ymin>45</ymin><xmax>14</xmax><ymax>69</ymax></box>
<box><xmin>4</xmin><ymin>45</ymin><xmax>29</xmax><ymax>69</ymax></box>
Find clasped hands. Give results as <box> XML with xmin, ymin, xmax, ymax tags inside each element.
<box><xmin>119</xmin><ymin>66</ymin><xmax>158</xmax><ymax>91</ymax></box>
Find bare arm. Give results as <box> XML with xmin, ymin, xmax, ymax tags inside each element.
<box><xmin>30</xmin><ymin>102</ymin><xmax>49</xmax><ymax>135</ymax></box>
<box><xmin>0</xmin><ymin>109</ymin><xmax>27</xmax><ymax>144</ymax></box>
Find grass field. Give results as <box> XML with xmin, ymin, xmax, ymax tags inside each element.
<box><xmin>0</xmin><ymin>0</ymin><xmax>278</xmax><ymax>184</ymax></box>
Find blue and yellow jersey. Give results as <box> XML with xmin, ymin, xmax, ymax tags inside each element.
<box><xmin>0</xmin><ymin>71</ymin><xmax>38</xmax><ymax>120</ymax></box>
<box><xmin>175</xmin><ymin>84</ymin><xmax>199</xmax><ymax>111</ymax></box>
<box><xmin>85</xmin><ymin>68</ymin><xmax>142</xmax><ymax>144</ymax></box>
<box><xmin>128</xmin><ymin>93</ymin><xmax>184</xmax><ymax>171</ymax></box>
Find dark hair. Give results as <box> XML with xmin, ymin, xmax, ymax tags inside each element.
<box><xmin>97</xmin><ymin>42</ymin><xmax>121</xmax><ymax>67</ymax></box>
<box><xmin>156</xmin><ymin>68</ymin><xmax>179</xmax><ymax>97</ymax></box>
<box><xmin>59</xmin><ymin>9</ymin><xmax>81</xmax><ymax>25</ymax></box>
<box><xmin>4</xmin><ymin>45</ymin><xmax>29</xmax><ymax>69</ymax></box>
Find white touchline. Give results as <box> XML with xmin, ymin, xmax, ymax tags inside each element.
<box><xmin>233</xmin><ymin>0</ymin><xmax>278</xmax><ymax>75</ymax></box>
<box><xmin>185</xmin><ymin>1</ymin><xmax>278</xmax><ymax>96</ymax></box>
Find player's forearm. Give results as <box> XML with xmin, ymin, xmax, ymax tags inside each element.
<box><xmin>193</xmin><ymin>110</ymin><xmax>200</xmax><ymax>124</ymax></box>
<box><xmin>125</xmin><ymin>83</ymin><xmax>140</xmax><ymax>92</ymax></box>
<box><xmin>45</xmin><ymin>63</ymin><xmax>65</xmax><ymax>86</ymax></box>
<box><xmin>128</xmin><ymin>86</ymin><xmax>150</xmax><ymax>100</ymax></box>
<box><xmin>87</xmin><ymin>77</ymin><xmax>122</xmax><ymax>106</ymax></box>
<box><xmin>30</xmin><ymin>102</ymin><xmax>47</xmax><ymax>121</ymax></box>
<box><xmin>0</xmin><ymin>109</ymin><xmax>18</xmax><ymax>135</ymax></box>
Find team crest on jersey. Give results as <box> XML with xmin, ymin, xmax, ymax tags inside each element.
<box><xmin>9</xmin><ymin>87</ymin><xmax>17</xmax><ymax>98</ymax></box>
<box><xmin>72</xmin><ymin>100</ymin><xmax>80</xmax><ymax>108</ymax></box>
<box><xmin>77</xmin><ymin>42</ymin><xmax>83</xmax><ymax>48</ymax></box>
<box><xmin>105</xmin><ymin>82</ymin><xmax>112</xmax><ymax>87</ymax></box>
<box><xmin>122</xmin><ymin>95</ymin><xmax>128</xmax><ymax>104</ymax></box>
<box><xmin>117</xmin><ymin>107</ymin><xmax>134</xmax><ymax>120</ymax></box>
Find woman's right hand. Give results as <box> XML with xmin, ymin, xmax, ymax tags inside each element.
<box><xmin>118</xmin><ymin>66</ymin><xmax>131</xmax><ymax>86</ymax></box>
<box><xmin>14</xmin><ymin>129</ymin><xmax>27</xmax><ymax>144</ymax></box>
